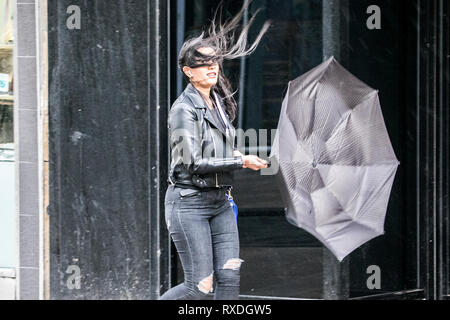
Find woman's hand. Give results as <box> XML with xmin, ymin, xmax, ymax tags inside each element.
<box><xmin>234</xmin><ymin>150</ymin><xmax>268</xmax><ymax>171</ymax></box>
<box><xmin>242</xmin><ymin>155</ymin><xmax>268</xmax><ymax>170</ymax></box>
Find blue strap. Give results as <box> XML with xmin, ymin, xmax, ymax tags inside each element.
<box><xmin>225</xmin><ymin>191</ymin><xmax>238</xmax><ymax>220</ymax></box>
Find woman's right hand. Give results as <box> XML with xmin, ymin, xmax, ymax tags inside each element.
<box><xmin>241</xmin><ymin>155</ymin><xmax>268</xmax><ymax>171</ymax></box>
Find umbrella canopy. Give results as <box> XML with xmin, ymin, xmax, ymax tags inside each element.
<box><xmin>269</xmin><ymin>57</ymin><xmax>400</xmax><ymax>262</ymax></box>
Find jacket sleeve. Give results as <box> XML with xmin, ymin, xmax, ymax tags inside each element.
<box><xmin>169</xmin><ymin>104</ymin><xmax>244</xmax><ymax>174</ymax></box>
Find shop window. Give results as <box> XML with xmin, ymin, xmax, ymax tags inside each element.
<box><xmin>0</xmin><ymin>0</ymin><xmax>15</xmax><ymax>271</ymax></box>
<box><xmin>173</xmin><ymin>0</ymin><xmax>419</xmax><ymax>299</ymax></box>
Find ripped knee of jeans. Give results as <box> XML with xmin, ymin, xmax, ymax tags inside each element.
<box><xmin>222</xmin><ymin>258</ymin><xmax>244</xmax><ymax>271</ymax></box>
<box><xmin>197</xmin><ymin>272</ymin><xmax>214</xmax><ymax>294</ymax></box>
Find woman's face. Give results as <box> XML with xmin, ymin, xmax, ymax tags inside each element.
<box><xmin>183</xmin><ymin>47</ymin><xmax>219</xmax><ymax>88</ymax></box>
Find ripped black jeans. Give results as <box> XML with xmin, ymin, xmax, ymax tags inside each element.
<box><xmin>159</xmin><ymin>185</ymin><xmax>243</xmax><ymax>300</ymax></box>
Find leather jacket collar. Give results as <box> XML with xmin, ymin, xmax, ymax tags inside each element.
<box><xmin>184</xmin><ymin>82</ymin><xmax>209</xmax><ymax>109</ymax></box>
<box><xmin>183</xmin><ymin>83</ymin><xmax>235</xmax><ymax>144</ymax></box>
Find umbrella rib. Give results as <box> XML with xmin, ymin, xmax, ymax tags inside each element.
<box><xmin>353</xmin><ymin>165</ymin><xmax>397</xmax><ymax>222</ymax></box>
<box><xmin>328</xmin><ymin>93</ymin><xmax>379</xmax><ymax>164</ymax></box>
<box><xmin>314</xmin><ymin>97</ymin><xmax>333</xmax><ymax>160</ymax></box>
<box><xmin>325</xmin><ymin>219</ymin><xmax>383</xmax><ymax>245</ymax></box>
<box><xmin>330</xmin><ymin>114</ymin><xmax>350</xmax><ymax>164</ymax></box>
<box><xmin>324</xmin><ymin>110</ymin><xmax>349</xmax><ymax>144</ymax></box>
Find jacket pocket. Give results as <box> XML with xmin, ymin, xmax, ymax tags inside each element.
<box><xmin>191</xmin><ymin>174</ymin><xmax>207</xmax><ymax>188</ymax></box>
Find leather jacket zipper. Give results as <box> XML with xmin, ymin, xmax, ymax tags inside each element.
<box><xmin>208</xmin><ymin>121</ymin><xmax>220</xmax><ymax>187</ymax></box>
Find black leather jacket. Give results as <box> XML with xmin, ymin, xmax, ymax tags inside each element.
<box><xmin>167</xmin><ymin>83</ymin><xmax>244</xmax><ymax>189</ymax></box>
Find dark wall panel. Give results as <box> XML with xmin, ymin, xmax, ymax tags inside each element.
<box><xmin>48</xmin><ymin>0</ymin><xmax>153</xmax><ymax>299</ymax></box>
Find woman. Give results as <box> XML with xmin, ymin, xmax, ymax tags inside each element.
<box><xmin>160</xmin><ymin>0</ymin><xmax>271</xmax><ymax>300</ymax></box>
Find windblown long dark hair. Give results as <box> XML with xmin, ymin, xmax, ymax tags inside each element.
<box><xmin>178</xmin><ymin>0</ymin><xmax>271</xmax><ymax>122</ymax></box>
